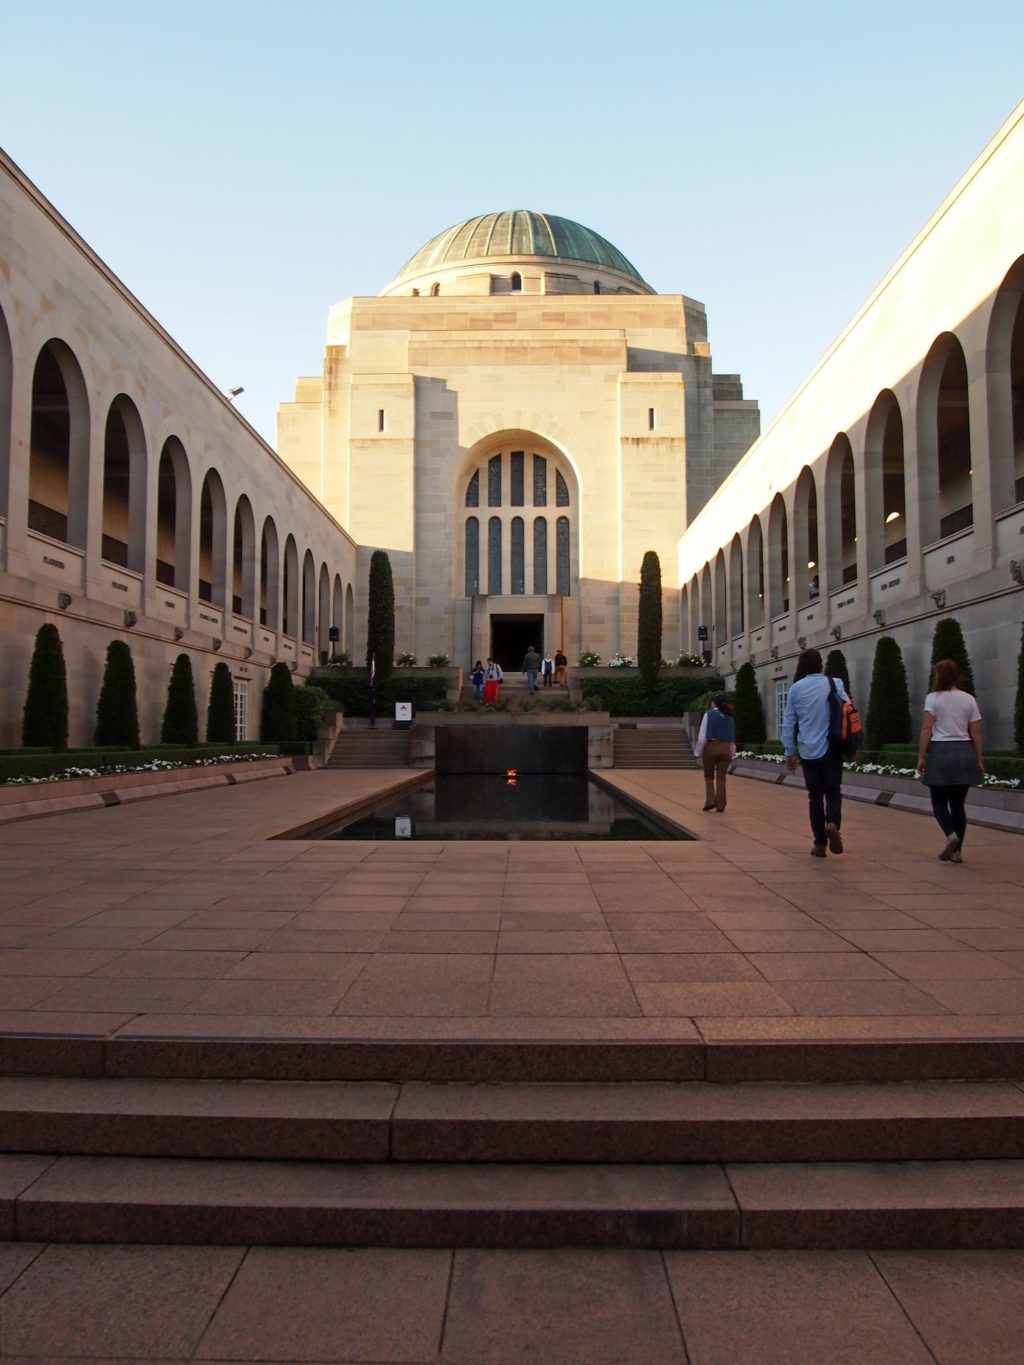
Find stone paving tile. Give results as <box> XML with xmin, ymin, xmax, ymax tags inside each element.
<box><xmin>666</xmin><ymin>1250</ymin><xmax>934</xmax><ymax>1365</ymax></box>
<box><xmin>285</xmin><ymin>910</ymin><xmax>401</xmax><ymax>932</ymax></box>
<box><xmin>259</xmin><ymin>929</ymin><xmax>387</xmax><ymax>953</ymax></box>
<box><xmin>128</xmin><ymin>927</ymin><xmax>275</xmax><ymax>952</ymax></box>
<box><xmin>703</xmin><ymin>910</ymin><xmax>822</xmax><ymax>931</ymax></box>
<box><xmin>949</xmin><ymin>927</ymin><xmax>1024</xmax><ymax>950</ymax></box>
<box><xmin>611</xmin><ymin>930</ymin><xmax>735</xmax><ymax>954</ymax></box>
<box><xmin>634</xmin><ymin>981</ymin><xmax>795</xmax><ymax>1017</ymax></box>
<box><xmin>224</xmin><ymin>952</ymin><xmax>372</xmax><ymax>982</ymax></box>
<box><xmin>0</xmin><ymin>1244</ymin><xmax>243</xmax><ymax>1359</ymax></box>
<box><xmin>602</xmin><ymin>912</ymin><xmax>716</xmax><ymax>931</ymax></box>
<box><xmin>809</xmin><ymin>909</ymin><xmax>928</xmax><ymax>930</ymax></box>
<box><xmin>498</xmin><ymin>930</ymin><xmax>616</xmax><ymax>954</ymax></box>
<box><xmin>492</xmin><ymin>953</ymin><xmax>630</xmax><ymax>983</ymax></box>
<box><xmin>88</xmin><ymin>949</ymin><xmax>248</xmax><ymax>979</ymax></box>
<box><xmin>441</xmin><ymin>1249</ymin><xmax>687</xmax><ymax>1364</ymax></box>
<box><xmin>336</xmin><ymin>980</ymin><xmax>492</xmax><ymax>1017</ymax></box>
<box><xmin>720</xmin><ymin>929</ymin><xmax>856</xmax><ymax>954</ymax></box>
<box><xmin>488</xmin><ymin>981</ymin><xmax>642</xmax><ymax>1017</ymax></box>
<box><xmin>28</xmin><ymin>977</ymin><xmax>210</xmax><ymax>1013</ymax></box>
<box><xmin>196</xmin><ymin>1246</ymin><xmax>450</xmax><ymax>1363</ymax></box>
<box><xmin>380</xmin><ymin>930</ymin><xmax>499</xmax><ymax>954</ymax></box>
<box><xmin>186</xmin><ymin>979</ymin><xmax>351</xmax><ymax>1016</ymax></box>
<box><xmin>837</xmin><ymin>929</ymin><xmax>971</xmax><ymax>953</ymax></box>
<box><xmin>771</xmin><ymin>980</ymin><xmax>953</xmax><ymax>1017</ymax></box>
<box><xmin>871</xmin><ymin>950</ymin><xmax>1024</xmax><ymax>980</ymax></box>
<box><xmin>871</xmin><ymin>1250</ymin><xmax>1024</xmax><ymax>1365</ymax></box>
<box><xmin>355</xmin><ymin>953</ymin><xmax>494</xmax><ymax>983</ymax></box>
<box><xmin>911</xmin><ymin>979</ymin><xmax>1024</xmax><ymax>1014</ymax></box>
<box><xmin>621</xmin><ymin>953</ymin><xmax>762</xmax><ymax>983</ymax></box>
<box><xmin>0</xmin><ymin>978</ymin><xmax>75</xmax><ymax>1009</ymax></box>
<box><xmin>75</xmin><ymin>908</ymin><xmax>196</xmax><ymax>929</ymax></box>
<box><xmin>744</xmin><ymin>952</ymin><xmax>899</xmax><ymax>981</ymax></box>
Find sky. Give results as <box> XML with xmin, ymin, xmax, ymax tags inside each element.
<box><xmin>2</xmin><ymin>1</ymin><xmax>1023</xmax><ymax>447</ymax></box>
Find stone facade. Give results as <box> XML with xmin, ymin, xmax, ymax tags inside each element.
<box><xmin>277</xmin><ymin>213</ymin><xmax>759</xmax><ymax>671</ymax></box>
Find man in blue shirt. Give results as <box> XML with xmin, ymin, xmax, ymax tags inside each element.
<box><xmin>782</xmin><ymin>648</ymin><xmax>850</xmax><ymax>857</ymax></box>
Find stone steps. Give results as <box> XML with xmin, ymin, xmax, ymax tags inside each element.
<box><xmin>613</xmin><ymin>728</ymin><xmax>697</xmax><ymax>768</ymax></box>
<box><xmin>5</xmin><ymin>1152</ymin><xmax>1024</xmax><ymax>1249</ymax></box>
<box><xmin>326</xmin><ymin>730</ymin><xmax>411</xmax><ymax>768</ymax></box>
<box><xmin>0</xmin><ymin>1075</ymin><xmax>1022</xmax><ymax>1165</ymax></box>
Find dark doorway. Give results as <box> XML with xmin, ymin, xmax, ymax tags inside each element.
<box><xmin>490</xmin><ymin>614</ymin><xmax>543</xmax><ymax>672</ymax></box>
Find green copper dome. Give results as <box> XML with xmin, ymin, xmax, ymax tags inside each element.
<box><xmin>393</xmin><ymin>211</ymin><xmax>649</xmax><ymax>287</ymax></box>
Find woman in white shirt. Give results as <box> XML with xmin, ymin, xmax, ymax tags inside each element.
<box><xmin>916</xmin><ymin>658</ymin><xmax>984</xmax><ymax>863</ymax></box>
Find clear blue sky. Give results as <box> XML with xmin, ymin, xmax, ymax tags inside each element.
<box><xmin>2</xmin><ymin>1</ymin><xmax>1022</xmax><ymax>445</ymax></box>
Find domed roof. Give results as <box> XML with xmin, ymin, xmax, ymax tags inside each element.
<box><xmin>392</xmin><ymin>211</ymin><xmax>649</xmax><ymax>288</ymax></box>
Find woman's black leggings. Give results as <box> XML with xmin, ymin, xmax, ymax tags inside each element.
<box><xmin>929</xmin><ymin>784</ymin><xmax>969</xmax><ymax>846</ymax></box>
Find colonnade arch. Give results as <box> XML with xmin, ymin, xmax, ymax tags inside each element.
<box><xmin>102</xmin><ymin>395</ymin><xmax>147</xmax><ymax>574</ymax></box>
<box><xmin>28</xmin><ymin>339</ymin><xmax>90</xmax><ymax>550</ymax></box>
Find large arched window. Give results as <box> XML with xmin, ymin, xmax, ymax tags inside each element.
<box><xmin>232</xmin><ymin>496</ymin><xmax>256</xmax><ymax>618</ymax></box>
<box><xmin>919</xmin><ymin>333</ymin><xmax>973</xmax><ymax>542</ymax></box>
<box><xmin>156</xmin><ymin>438</ymin><xmax>191</xmax><ymax>591</ymax></box>
<box><xmin>260</xmin><ymin>517</ymin><xmax>280</xmax><ymax>628</ymax></box>
<box><xmin>344</xmin><ymin>583</ymin><xmax>354</xmax><ymax>654</ymax></box>
<box><xmin>29</xmin><ymin>340</ymin><xmax>90</xmax><ymax>549</ymax></box>
<box><xmin>283</xmin><ymin>534</ymin><xmax>299</xmax><ymax>638</ymax></box>
<box><xmin>333</xmin><ymin>574</ymin><xmax>343</xmax><ymax>651</ymax></box>
<box><xmin>510</xmin><ymin>272</ymin><xmax>522</xmax><ymax>292</ymax></box>
<box><xmin>318</xmin><ymin>563</ymin><xmax>330</xmax><ymax>658</ymax></box>
<box><xmin>302</xmin><ymin>549</ymin><xmax>316</xmax><ymax>645</ymax></box>
<box><xmin>102</xmin><ymin>395</ymin><xmax>146</xmax><ymax>573</ymax></box>
<box><xmin>459</xmin><ymin>440</ymin><xmax>578</xmax><ymax>598</ymax></box>
<box><xmin>728</xmin><ymin>534</ymin><xmax>744</xmax><ymax>636</ymax></box>
<box><xmin>825</xmin><ymin>435</ymin><xmax>857</xmax><ymax>588</ymax></box>
<box><xmin>198</xmin><ymin>469</ymin><xmax>227</xmax><ymax>606</ymax></box>
<box><xmin>713</xmin><ymin>550</ymin><xmax>727</xmax><ymax>644</ymax></box>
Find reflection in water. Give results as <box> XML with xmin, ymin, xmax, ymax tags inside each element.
<box><xmin>322</xmin><ymin>775</ymin><xmax>682</xmax><ymax>841</ymax></box>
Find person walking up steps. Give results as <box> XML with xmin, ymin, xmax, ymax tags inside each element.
<box><xmin>694</xmin><ymin>694</ymin><xmax>736</xmax><ymax>811</ymax></box>
<box><xmin>483</xmin><ymin>657</ymin><xmax>503</xmax><ymax>704</ymax></box>
<box><xmin>783</xmin><ymin>648</ymin><xmax>850</xmax><ymax>857</ymax></box>
<box><xmin>917</xmin><ymin>658</ymin><xmax>984</xmax><ymax>863</ymax></box>
<box><xmin>522</xmin><ymin>644</ymin><xmax>541</xmax><ymax>694</ymax></box>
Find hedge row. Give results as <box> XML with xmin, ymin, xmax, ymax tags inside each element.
<box><xmin>580</xmin><ymin>674</ymin><xmax>725</xmax><ymax>717</ymax></box>
<box><xmin>0</xmin><ymin>743</ymin><xmax>303</xmax><ymax>784</ymax></box>
<box><xmin>315</xmin><ymin>672</ymin><xmax>448</xmax><ymax>717</ymax></box>
<box><xmin>736</xmin><ymin>742</ymin><xmax>1024</xmax><ymax>782</ymax></box>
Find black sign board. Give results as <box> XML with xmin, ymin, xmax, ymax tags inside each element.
<box><xmin>697</xmin><ymin>625</ymin><xmax>708</xmax><ymax>641</ymax></box>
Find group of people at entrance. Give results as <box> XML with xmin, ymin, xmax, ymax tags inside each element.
<box><xmin>697</xmin><ymin>647</ymin><xmax>985</xmax><ymax>863</ymax></box>
<box><xmin>470</xmin><ymin>647</ymin><xmax>568</xmax><ymax>703</ymax></box>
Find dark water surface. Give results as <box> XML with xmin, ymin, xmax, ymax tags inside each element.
<box><xmin>319</xmin><ymin>775</ymin><xmax>687</xmax><ymax>841</ymax></box>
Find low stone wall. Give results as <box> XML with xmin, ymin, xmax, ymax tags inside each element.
<box><xmin>410</xmin><ymin>712</ymin><xmax>613</xmax><ymax>771</ymax></box>
<box><xmin>730</xmin><ymin>756</ymin><xmax>1024</xmax><ymax>834</ymax></box>
<box><xmin>0</xmin><ymin>757</ymin><xmax>294</xmax><ymax>825</ymax></box>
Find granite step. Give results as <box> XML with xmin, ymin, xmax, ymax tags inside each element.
<box><xmin>1</xmin><ymin>1076</ymin><xmax>1022</xmax><ymax>1164</ymax></box>
<box><xmin>7</xmin><ymin>1152</ymin><xmax>1024</xmax><ymax>1249</ymax></box>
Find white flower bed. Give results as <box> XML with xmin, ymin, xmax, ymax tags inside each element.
<box><xmin>4</xmin><ymin>753</ymin><xmax>281</xmax><ymax>787</ymax></box>
<box><xmin>734</xmin><ymin>751</ymin><xmax>1020</xmax><ymax>790</ymax></box>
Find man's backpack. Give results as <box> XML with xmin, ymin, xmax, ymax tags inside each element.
<box><xmin>828</xmin><ymin>677</ymin><xmax>863</xmax><ymax>758</ymax></box>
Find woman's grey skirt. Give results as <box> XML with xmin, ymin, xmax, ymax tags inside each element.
<box><xmin>923</xmin><ymin>739</ymin><xmax>983</xmax><ymax>787</ymax></box>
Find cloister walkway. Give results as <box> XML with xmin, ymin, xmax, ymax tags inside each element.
<box><xmin>0</xmin><ymin>768</ymin><xmax>1022</xmax><ymax>1362</ymax></box>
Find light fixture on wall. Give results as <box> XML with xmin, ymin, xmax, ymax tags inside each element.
<box><xmin>1011</xmin><ymin>560</ymin><xmax>1024</xmax><ymax>587</ymax></box>
<box><xmin>873</xmin><ymin>609</ymin><xmax>885</xmax><ymax>626</ymax></box>
<box><xmin>830</xmin><ymin>626</ymin><xmax>842</xmax><ymax>641</ymax></box>
<box><xmin>885</xmin><ymin>510</ymin><xmax>902</xmax><ymax>523</ymax></box>
<box><xmin>123</xmin><ymin>610</ymin><xmax>138</xmax><ymax>628</ymax></box>
<box><xmin>807</xmin><ymin>560</ymin><xmax>816</xmax><ymax>569</ymax></box>
<box><xmin>57</xmin><ymin>592</ymin><xmax>72</xmax><ymax>610</ymax></box>
<box><xmin>770</xmin><ymin>646</ymin><xmax>779</xmax><ymax>660</ymax></box>
<box><xmin>226</xmin><ymin>386</ymin><xmax>244</xmax><ymax>402</ymax></box>
<box><xmin>244</xmin><ymin>647</ymin><xmax>254</xmax><ymax>659</ymax></box>
<box><xmin>289</xmin><ymin>661</ymin><xmax>299</xmax><ymax>673</ymax></box>
<box><xmin>174</xmin><ymin>627</ymin><xmax>184</xmax><ymax>641</ymax></box>
<box><xmin>212</xmin><ymin>638</ymin><xmax>223</xmax><ymax>651</ymax></box>
<box><xmin>931</xmin><ymin>590</ymin><xmax>946</xmax><ymax>609</ymax></box>
<box><xmin>797</xmin><ymin>636</ymin><xmax>807</xmax><ymax>650</ymax></box>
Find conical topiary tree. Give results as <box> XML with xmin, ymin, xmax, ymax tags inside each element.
<box><xmin>161</xmin><ymin>654</ymin><xmax>199</xmax><ymax>746</ymax></box>
<box><xmin>865</xmin><ymin>635</ymin><xmax>913</xmax><ymax>750</ymax></box>
<box><xmin>1014</xmin><ymin>624</ymin><xmax>1024</xmax><ymax>757</ymax></box>
<box><xmin>824</xmin><ymin>649</ymin><xmax>851</xmax><ymax>695</ymax></box>
<box><xmin>206</xmin><ymin>661</ymin><xmax>236</xmax><ymax>744</ymax></box>
<box><xmin>94</xmin><ymin>639</ymin><xmax>140</xmax><ymax>749</ymax></box>
<box><xmin>22</xmin><ymin>623</ymin><xmax>69</xmax><ymax>751</ymax></box>
<box><xmin>637</xmin><ymin>550</ymin><xmax>663</xmax><ymax>696</ymax></box>
<box><xmin>261</xmin><ymin>662</ymin><xmax>296</xmax><ymax>742</ymax></box>
<box><xmin>365</xmin><ymin>549</ymin><xmax>395</xmax><ymax>691</ymax></box>
<box><xmin>733</xmin><ymin>661</ymin><xmax>767</xmax><ymax>747</ymax></box>
<box><xmin>929</xmin><ymin>616</ymin><xmax>976</xmax><ymax>696</ymax></box>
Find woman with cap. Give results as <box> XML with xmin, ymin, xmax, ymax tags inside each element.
<box><xmin>693</xmin><ymin>694</ymin><xmax>736</xmax><ymax>812</ymax></box>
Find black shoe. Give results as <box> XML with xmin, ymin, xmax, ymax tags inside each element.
<box><xmin>825</xmin><ymin>822</ymin><xmax>844</xmax><ymax>855</ymax></box>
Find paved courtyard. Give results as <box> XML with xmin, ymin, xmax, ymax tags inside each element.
<box><xmin>1</xmin><ymin>766</ymin><xmax>1023</xmax><ymax>1362</ymax></box>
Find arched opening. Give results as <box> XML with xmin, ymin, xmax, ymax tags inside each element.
<box><xmin>746</xmin><ymin>517</ymin><xmax>765</xmax><ymax>629</ymax></box>
<box><xmin>919</xmin><ymin>333</ymin><xmax>973</xmax><ymax>542</ymax></box>
<box><xmin>713</xmin><ymin>550</ymin><xmax>727</xmax><ymax>645</ymax></box>
<box><xmin>318</xmin><ymin>563</ymin><xmax>330</xmax><ymax>659</ymax></box>
<box><xmin>825</xmin><ymin>435</ymin><xmax>857</xmax><ymax>587</ymax></box>
<box><xmin>689</xmin><ymin>575</ymin><xmax>699</xmax><ymax>652</ymax></box>
<box><xmin>282</xmin><ymin>535</ymin><xmax>299</xmax><ymax>637</ymax></box>
<box><xmin>767</xmin><ymin>494</ymin><xmax>789</xmax><ymax>617</ymax></box>
<box><xmin>593</xmin><ymin>281</ymin><xmax>601</xmax><ymax>295</ymax></box>
<box><xmin>864</xmin><ymin>390</ymin><xmax>907</xmax><ymax>570</ymax></box>
<box><xmin>985</xmin><ymin>255</ymin><xmax>1024</xmax><ymax>510</ymax></box>
<box><xmin>302</xmin><ymin>549</ymin><xmax>316</xmax><ymax>645</ymax></box>
<box><xmin>28</xmin><ymin>339</ymin><xmax>90</xmax><ymax>549</ymax></box>
<box><xmin>792</xmin><ymin>466</ymin><xmax>819</xmax><ymax>604</ymax></box>
<box><xmin>699</xmin><ymin>566</ymin><xmax>712</xmax><ymax>649</ymax></box>
<box><xmin>332</xmin><ymin>574</ymin><xmax>343</xmax><ymax>652</ymax></box>
<box><xmin>156</xmin><ymin>438</ymin><xmax>191</xmax><ymax>591</ymax></box>
<box><xmin>231</xmin><ymin>496</ymin><xmax>256</xmax><ymax>618</ymax></box>
<box><xmin>728</xmin><ymin>534</ymin><xmax>744</xmax><ymax>637</ymax></box>
<box><xmin>101</xmin><ymin>394</ymin><xmax>146</xmax><ymax>573</ymax></box>
<box><xmin>680</xmin><ymin>583</ymin><xmax>689</xmax><ymax>651</ymax></box>
<box><xmin>465</xmin><ymin>517</ymin><xmax>479</xmax><ymax>595</ymax></box>
<box><xmin>344</xmin><ymin>582</ymin><xmax>354</xmax><ymax>653</ymax></box>
<box><xmin>259</xmin><ymin>517</ymin><xmax>279</xmax><ymax>628</ymax></box>
<box><xmin>510</xmin><ymin>272</ymin><xmax>522</xmax><ymax>292</ymax></box>
<box><xmin>198</xmin><ymin>469</ymin><xmax>227</xmax><ymax>606</ymax></box>
<box><xmin>430</xmin><ymin>283</ymin><xmax>440</xmax><ymax>297</ymax></box>
<box><xmin>0</xmin><ymin>305</ymin><xmax>11</xmax><ymax>518</ymax></box>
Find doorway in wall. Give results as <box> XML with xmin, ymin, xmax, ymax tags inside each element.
<box><xmin>490</xmin><ymin>614</ymin><xmax>544</xmax><ymax>673</ymax></box>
